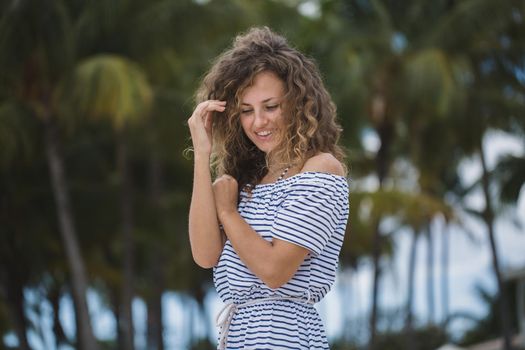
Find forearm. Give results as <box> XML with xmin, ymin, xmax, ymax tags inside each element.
<box><xmin>188</xmin><ymin>155</ymin><xmax>223</xmax><ymax>268</ymax></box>
<box><xmin>220</xmin><ymin>210</ymin><xmax>304</xmax><ymax>289</ymax></box>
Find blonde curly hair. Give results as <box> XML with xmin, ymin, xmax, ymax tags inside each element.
<box><xmin>196</xmin><ymin>27</ymin><xmax>346</xmax><ymax>191</ymax></box>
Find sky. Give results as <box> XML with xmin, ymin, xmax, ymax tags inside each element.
<box><xmin>4</xmin><ymin>131</ymin><xmax>524</xmax><ymax>349</ymax></box>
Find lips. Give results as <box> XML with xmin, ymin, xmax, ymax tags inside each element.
<box><xmin>254</xmin><ymin>129</ymin><xmax>275</xmax><ymax>141</ymax></box>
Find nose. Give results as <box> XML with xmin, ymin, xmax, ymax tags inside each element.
<box><xmin>253</xmin><ymin>108</ymin><xmax>268</xmax><ymax>128</ymax></box>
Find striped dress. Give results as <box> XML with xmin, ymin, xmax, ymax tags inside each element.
<box><xmin>213</xmin><ymin>172</ymin><xmax>350</xmax><ymax>349</ymax></box>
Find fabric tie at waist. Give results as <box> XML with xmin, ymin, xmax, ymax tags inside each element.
<box><xmin>215</xmin><ymin>291</ymin><xmax>314</xmax><ymax>350</ymax></box>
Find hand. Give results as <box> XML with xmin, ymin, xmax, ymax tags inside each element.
<box><xmin>212</xmin><ymin>175</ymin><xmax>239</xmax><ymax>223</ymax></box>
<box><xmin>187</xmin><ymin>100</ymin><xmax>226</xmax><ymax>156</ymax></box>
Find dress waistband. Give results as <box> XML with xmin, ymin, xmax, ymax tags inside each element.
<box><xmin>215</xmin><ymin>292</ymin><xmax>314</xmax><ymax>350</ymax></box>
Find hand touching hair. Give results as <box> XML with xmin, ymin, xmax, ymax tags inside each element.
<box><xmin>196</xmin><ymin>26</ymin><xmax>346</xmax><ymax>191</ymax></box>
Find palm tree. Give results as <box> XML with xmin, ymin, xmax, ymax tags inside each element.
<box><xmin>477</xmin><ymin>141</ymin><xmax>514</xmax><ymax>350</ymax></box>
<box><xmin>320</xmin><ymin>1</ymin><xmax>470</xmax><ymax>346</ymax></box>
<box><xmin>407</xmin><ymin>1</ymin><xmax>523</xmax><ymax>343</ymax></box>
<box><xmin>0</xmin><ymin>2</ymin><xmax>99</xmax><ymax>348</ymax></box>
<box><xmin>408</xmin><ymin>114</ymin><xmax>467</xmax><ymax>334</ymax></box>
<box><xmin>66</xmin><ymin>53</ymin><xmax>153</xmax><ymax>349</ymax></box>
<box><xmin>321</xmin><ymin>1</ymin><xmax>522</xmax><ymax>347</ymax></box>
<box><xmin>448</xmin><ymin>3</ymin><xmax>524</xmax><ymax>347</ymax></box>
<box><xmin>494</xmin><ymin>153</ymin><xmax>525</xmax><ymax>205</ymax></box>
<box><xmin>403</xmin><ymin>191</ymin><xmax>455</xmax><ymax>348</ymax></box>
<box><xmin>0</xmin><ymin>102</ymin><xmax>31</xmax><ymax>349</ymax></box>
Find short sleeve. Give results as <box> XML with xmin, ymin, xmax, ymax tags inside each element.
<box><xmin>271</xmin><ymin>174</ymin><xmax>349</xmax><ymax>256</ymax></box>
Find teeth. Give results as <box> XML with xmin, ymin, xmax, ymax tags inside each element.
<box><xmin>256</xmin><ymin>131</ymin><xmax>272</xmax><ymax>136</ymax></box>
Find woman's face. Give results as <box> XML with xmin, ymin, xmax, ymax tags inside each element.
<box><xmin>239</xmin><ymin>71</ymin><xmax>286</xmax><ymax>154</ymax></box>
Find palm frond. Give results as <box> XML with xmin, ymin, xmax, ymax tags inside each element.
<box><xmin>494</xmin><ymin>153</ymin><xmax>525</xmax><ymax>203</ymax></box>
<box><xmin>65</xmin><ymin>54</ymin><xmax>153</xmax><ymax>129</ymax></box>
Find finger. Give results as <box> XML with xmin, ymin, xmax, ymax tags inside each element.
<box><xmin>193</xmin><ymin>103</ymin><xmax>224</xmax><ymax>126</ymax></box>
<box><xmin>189</xmin><ymin>101</ymin><xmax>224</xmax><ymax>126</ymax></box>
<box><xmin>204</xmin><ymin>113</ymin><xmax>213</xmax><ymax>130</ymax></box>
<box><xmin>202</xmin><ymin>102</ymin><xmax>226</xmax><ymax>116</ymax></box>
<box><xmin>198</xmin><ymin>100</ymin><xmax>226</xmax><ymax>111</ymax></box>
<box><xmin>222</xmin><ymin>175</ymin><xmax>237</xmax><ymax>184</ymax></box>
<box><xmin>204</xmin><ymin>104</ymin><xmax>227</xmax><ymax>129</ymax></box>
<box><xmin>213</xmin><ymin>176</ymin><xmax>226</xmax><ymax>185</ymax></box>
<box><xmin>213</xmin><ymin>174</ymin><xmax>233</xmax><ymax>184</ymax></box>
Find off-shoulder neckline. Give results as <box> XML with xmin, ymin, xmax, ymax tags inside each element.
<box><xmin>246</xmin><ymin>171</ymin><xmax>348</xmax><ymax>191</ymax></box>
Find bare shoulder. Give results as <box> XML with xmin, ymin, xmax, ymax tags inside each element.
<box><xmin>300</xmin><ymin>153</ymin><xmax>346</xmax><ymax>176</ymax></box>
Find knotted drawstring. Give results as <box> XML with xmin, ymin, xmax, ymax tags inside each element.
<box><xmin>215</xmin><ymin>291</ymin><xmax>314</xmax><ymax>350</ymax></box>
<box><xmin>215</xmin><ymin>303</ymin><xmax>238</xmax><ymax>350</ymax></box>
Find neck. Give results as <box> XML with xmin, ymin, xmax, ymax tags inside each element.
<box><xmin>266</xmin><ymin>157</ymin><xmax>288</xmax><ymax>172</ymax></box>
<box><xmin>267</xmin><ymin>163</ymin><xmax>287</xmax><ymax>174</ymax></box>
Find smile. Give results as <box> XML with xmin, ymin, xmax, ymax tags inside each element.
<box><xmin>255</xmin><ymin>130</ymin><xmax>273</xmax><ymax>137</ymax></box>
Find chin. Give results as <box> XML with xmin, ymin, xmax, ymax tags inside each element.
<box><xmin>256</xmin><ymin>144</ymin><xmax>277</xmax><ymax>154</ymax></box>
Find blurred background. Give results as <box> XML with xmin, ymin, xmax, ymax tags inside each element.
<box><xmin>0</xmin><ymin>0</ymin><xmax>524</xmax><ymax>349</ymax></box>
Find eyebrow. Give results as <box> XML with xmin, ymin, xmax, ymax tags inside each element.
<box><xmin>241</xmin><ymin>97</ymin><xmax>278</xmax><ymax>106</ymax></box>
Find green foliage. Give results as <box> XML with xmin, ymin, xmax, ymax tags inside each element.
<box><xmin>0</xmin><ymin>102</ymin><xmax>35</xmax><ymax>167</ymax></box>
<box><xmin>0</xmin><ymin>0</ymin><xmax>74</xmax><ymax>86</ymax></box>
<box><xmin>65</xmin><ymin>54</ymin><xmax>153</xmax><ymax>129</ymax></box>
<box><xmin>342</xmin><ymin>187</ymin><xmax>455</xmax><ymax>269</ymax></box>
<box><xmin>494</xmin><ymin>154</ymin><xmax>525</xmax><ymax>204</ymax></box>
<box><xmin>0</xmin><ymin>0</ymin><xmax>523</xmax><ymax>348</ymax></box>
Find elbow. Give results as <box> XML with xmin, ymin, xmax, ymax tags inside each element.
<box><xmin>193</xmin><ymin>258</ymin><xmax>217</xmax><ymax>269</ymax></box>
<box><xmin>188</xmin><ymin>230</ymin><xmax>222</xmax><ymax>269</ymax></box>
<box><xmin>191</xmin><ymin>252</ymin><xmax>219</xmax><ymax>269</ymax></box>
<box><xmin>264</xmin><ymin>276</ymin><xmax>290</xmax><ymax>290</ymax></box>
<box><xmin>260</xmin><ymin>266</ymin><xmax>293</xmax><ymax>290</ymax></box>
<box><xmin>195</xmin><ymin>259</ymin><xmax>216</xmax><ymax>269</ymax></box>
<box><xmin>265</xmin><ymin>280</ymin><xmax>286</xmax><ymax>290</ymax></box>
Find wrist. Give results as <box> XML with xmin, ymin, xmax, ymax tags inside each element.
<box><xmin>194</xmin><ymin>151</ymin><xmax>211</xmax><ymax>163</ymax></box>
<box><xmin>218</xmin><ymin>208</ymin><xmax>238</xmax><ymax>225</ymax></box>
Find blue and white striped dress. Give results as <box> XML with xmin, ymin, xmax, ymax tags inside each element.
<box><xmin>213</xmin><ymin>172</ymin><xmax>350</xmax><ymax>349</ymax></box>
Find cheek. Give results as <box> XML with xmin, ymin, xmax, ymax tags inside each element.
<box><xmin>274</xmin><ymin>110</ymin><xmax>286</xmax><ymax>130</ymax></box>
<box><xmin>239</xmin><ymin>116</ymin><xmax>251</xmax><ymax>135</ymax></box>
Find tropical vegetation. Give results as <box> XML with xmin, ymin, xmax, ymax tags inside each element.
<box><xmin>0</xmin><ymin>0</ymin><xmax>523</xmax><ymax>349</ymax></box>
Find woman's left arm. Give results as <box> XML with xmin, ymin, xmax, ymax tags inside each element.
<box><xmin>213</xmin><ymin>153</ymin><xmax>345</xmax><ymax>289</ymax></box>
<box><xmin>213</xmin><ymin>175</ymin><xmax>309</xmax><ymax>289</ymax></box>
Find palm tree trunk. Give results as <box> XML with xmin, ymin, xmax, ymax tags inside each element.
<box><xmin>441</xmin><ymin>225</ymin><xmax>450</xmax><ymax>332</ymax></box>
<box><xmin>110</xmin><ymin>286</ymin><xmax>125</xmax><ymax>350</ymax></box>
<box><xmin>194</xmin><ymin>286</ymin><xmax>210</xmax><ymax>347</ymax></box>
<box><xmin>187</xmin><ymin>296</ymin><xmax>195</xmax><ymax>349</ymax></box>
<box><xmin>369</xmin><ymin>108</ymin><xmax>393</xmax><ymax>349</ymax></box>
<box><xmin>116</xmin><ymin>129</ymin><xmax>135</xmax><ymax>350</ymax></box>
<box><xmin>199</xmin><ymin>302</ymin><xmax>212</xmax><ymax>348</ymax></box>
<box><xmin>49</xmin><ymin>283</ymin><xmax>70</xmax><ymax>348</ymax></box>
<box><xmin>343</xmin><ymin>270</ymin><xmax>356</xmax><ymax>342</ymax></box>
<box><xmin>426</xmin><ymin>224</ymin><xmax>435</xmax><ymax>325</ymax></box>
<box><xmin>146</xmin><ymin>148</ymin><xmax>165</xmax><ymax>350</ymax></box>
<box><xmin>43</xmin><ymin>118</ymin><xmax>98</xmax><ymax>350</ymax></box>
<box><xmin>369</xmin><ymin>219</ymin><xmax>382</xmax><ymax>349</ymax></box>
<box><xmin>1</xmin><ymin>232</ymin><xmax>30</xmax><ymax>350</ymax></box>
<box><xmin>146</xmin><ymin>287</ymin><xmax>164</xmax><ymax>350</ymax></box>
<box><xmin>405</xmin><ymin>229</ymin><xmax>419</xmax><ymax>350</ymax></box>
<box><xmin>5</xmin><ymin>269</ymin><xmax>30</xmax><ymax>350</ymax></box>
<box><xmin>479</xmin><ymin>141</ymin><xmax>513</xmax><ymax>350</ymax></box>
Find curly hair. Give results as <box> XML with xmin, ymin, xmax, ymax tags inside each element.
<box><xmin>196</xmin><ymin>26</ymin><xmax>346</xmax><ymax>191</ymax></box>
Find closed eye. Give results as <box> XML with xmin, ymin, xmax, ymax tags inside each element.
<box><xmin>241</xmin><ymin>109</ymin><xmax>253</xmax><ymax>115</ymax></box>
<box><xmin>265</xmin><ymin>105</ymin><xmax>279</xmax><ymax>111</ymax></box>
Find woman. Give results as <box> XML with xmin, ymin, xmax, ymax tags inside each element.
<box><xmin>187</xmin><ymin>27</ymin><xmax>349</xmax><ymax>349</ymax></box>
